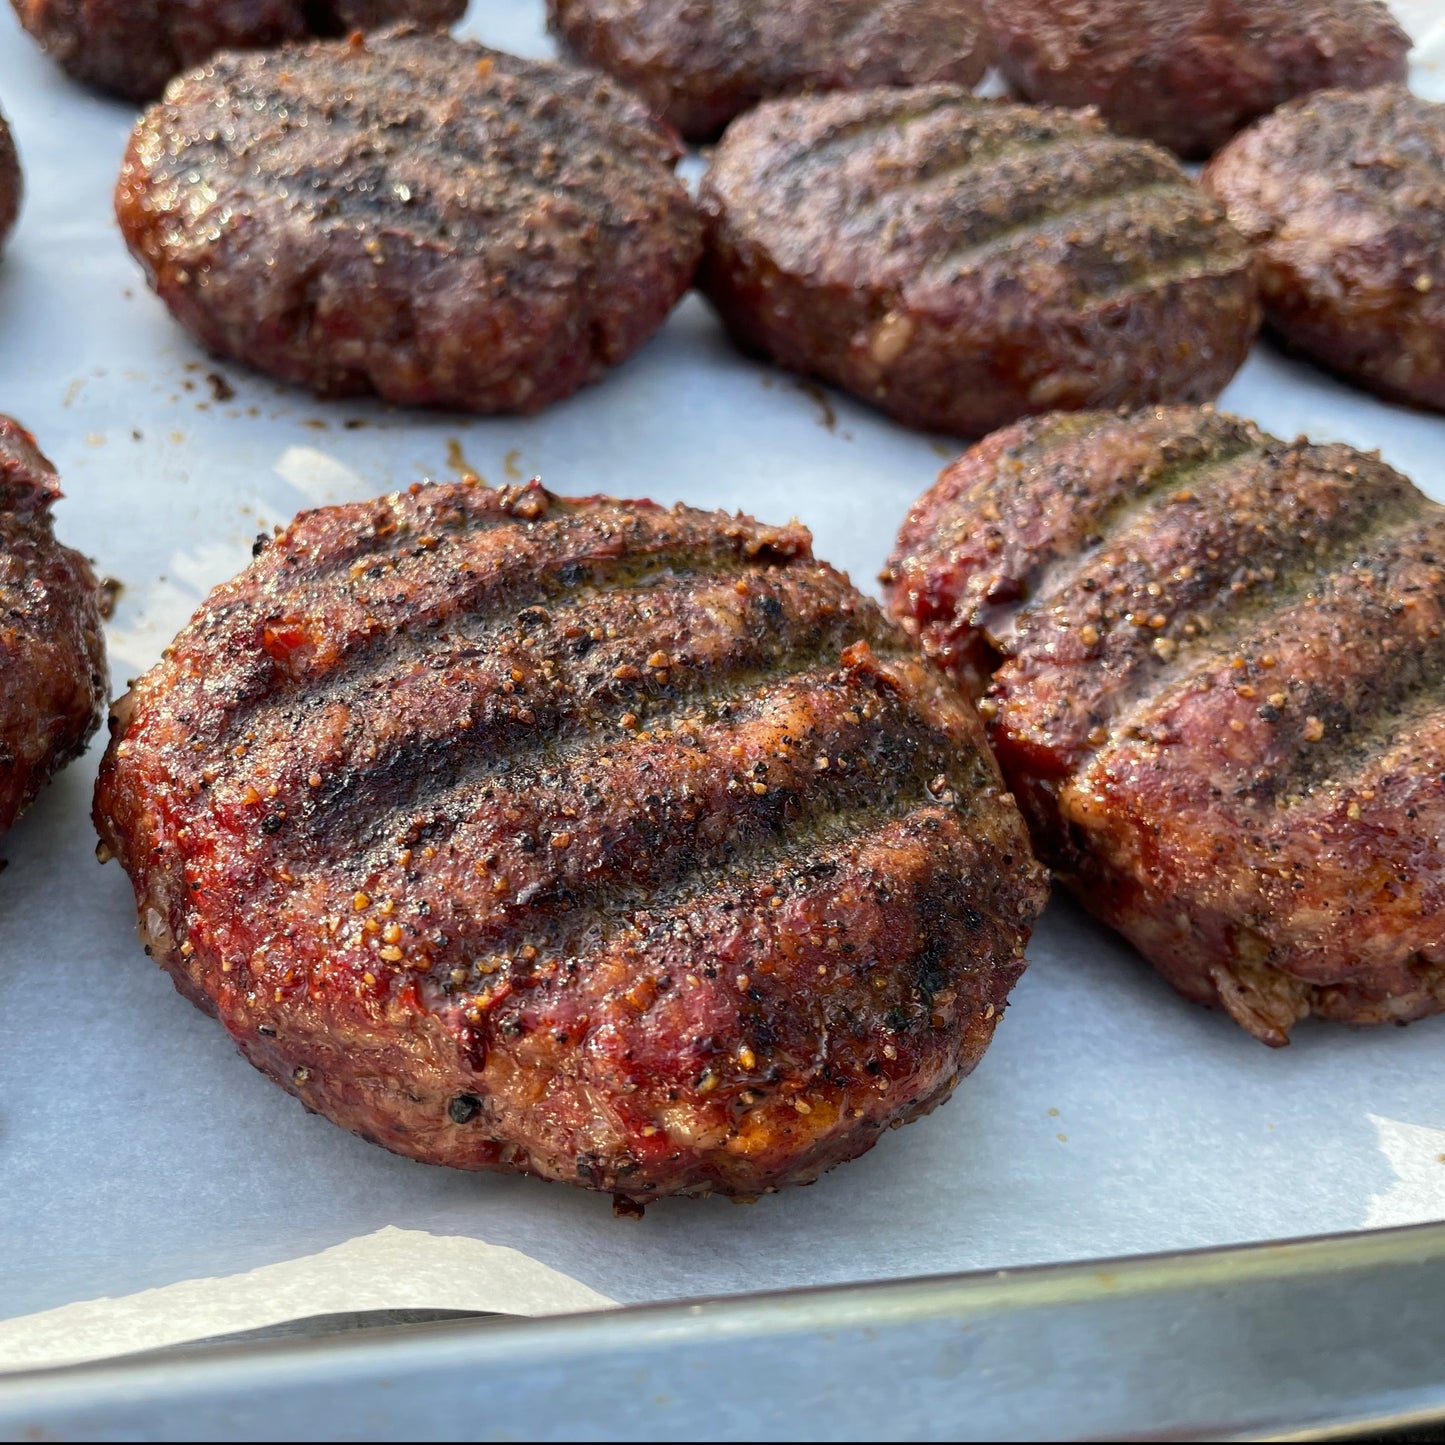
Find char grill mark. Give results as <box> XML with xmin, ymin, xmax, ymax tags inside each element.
<box><xmin>920</xmin><ymin>175</ymin><xmax>1185</xmax><ymax>282</ymax></box>
<box><xmin>772</xmin><ymin>93</ymin><xmax>964</xmax><ymax>178</ymax></box>
<box><xmin>97</xmin><ymin>480</ymin><xmax>1047</xmax><ymax>1195</ymax></box>
<box><xmin>987</xmin><ymin>435</ymin><xmax>1267</xmax><ymax>646</ymax></box>
<box><xmin>993</xmin><ymin>453</ymin><xmax>1425</xmax><ymax>772</ymax></box>
<box><xmin>610</xmin><ymin>810</ymin><xmax>1026</xmax><ymax>1052</ymax></box>
<box><xmin>1083</xmin><ymin>513</ymin><xmax>1445</xmax><ymax>794</ymax></box>
<box><xmin>841</xmin><ymin>112</ymin><xmax>1088</xmax><ymax>210</ymax></box>
<box><xmin>755</xmin><ymin>94</ymin><xmax>1247</xmax><ymax>295</ymax></box>
<box><xmin>887</xmin><ymin>410</ymin><xmax>1267</xmax><ymax>688</ymax></box>
<box><xmin>183</xmin><ymin>499</ymin><xmax>815</xmax><ymax>748</ymax></box>
<box><xmin>157</xmin><ymin>45</ymin><xmax>680</xmax><ymax>252</ymax></box>
<box><xmin>151</xmin><ymin>481</ymin><xmax>1004</xmax><ymax>969</ymax></box>
<box><xmin>886</xmin><ymin>406</ymin><xmax>1445</xmax><ymax>1041</ymax></box>
<box><xmin>186</xmin><ymin>495</ymin><xmax>993</xmax><ymax>972</ymax></box>
<box><xmin>700</xmin><ymin>87</ymin><xmax>1258</xmax><ymax>437</ymax></box>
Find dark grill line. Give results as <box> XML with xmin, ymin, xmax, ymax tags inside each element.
<box><xmin>771</xmin><ymin>93</ymin><xmax>964</xmax><ymax>179</ymax></box>
<box><xmin>1286</xmin><ymin>668</ymin><xmax>1445</xmax><ymax>804</ymax></box>
<box><xmin>1093</xmin><ymin>506</ymin><xmax>1438</xmax><ymax>754</ymax></box>
<box><xmin>207</xmin><ymin>534</ymin><xmax>833</xmax><ymax>747</ymax></box>
<box><xmin>1080</xmin><ymin>245</ymin><xmax>1261</xmax><ymax>309</ymax></box>
<box><xmin>333</xmin><ymin>660</ymin><xmax>953</xmax><ymax>881</ymax></box>
<box><xmin>922</xmin><ymin>177</ymin><xmax>1192</xmax><ymax>284</ymax></box>
<box><xmin>848</xmin><ymin>125</ymin><xmax>1103</xmax><ymax>221</ymax></box>
<box><xmin>298</xmin><ymin>655</ymin><xmax>883</xmax><ymax>854</ymax></box>
<box><xmin>620</xmin><ymin>796</ymin><xmax>1015</xmax><ymax>948</ymax></box>
<box><xmin>996</xmin><ymin>440</ymin><xmax>1270</xmax><ymax>644</ymax></box>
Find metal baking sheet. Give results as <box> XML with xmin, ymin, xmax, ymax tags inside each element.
<box><xmin>6</xmin><ymin>1222</ymin><xmax>1445</xmax><ymax>1442</ymax></box>
<box><xmin>2</xmin><ymin>0</ymin><xmax>1444</xmax><ymax>1377</ymax></box>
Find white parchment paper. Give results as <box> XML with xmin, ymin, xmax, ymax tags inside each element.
<box><xmin>2</xmin><ymin>2</ymin><xmax>1443</xmax><ymax>1372</ymax></box>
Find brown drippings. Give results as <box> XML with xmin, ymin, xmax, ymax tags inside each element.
<box><xmin>97</xmin><ymin>577</ymin><xmax>123</xmax><ymax>620</ymax></box>
<box><xmin>795</xmin><ymin>381</ymin><xmax>837</xmax><ymax>432</ymax></box>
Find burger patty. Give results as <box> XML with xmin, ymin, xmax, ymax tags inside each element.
<box><xmin>9</xmin><ymin>0</ymin><xmax>467</xmax><ymax>102</ymax></box>
<box><xmin>0</xmin><ymin>107</ymin><xmax>18</xmax><ymax>254</ymax></box>
<box><xmin>1203</xmin><ymin>86</ymin><xmax>1445</xmax><ymax>414</ymax></box>
<box><xmin>93</xmin><ymin>480</ymin><xmax>1047</xmax><ymax>1203</ymax></box>
<box><xmin>985</xmin><ymin>0</ymin><xmax>1411</xmax><ymax>159</ymax></box>
<box><xmin>115</xmin><ymin>28</ymin><xmax>701</xmax><ymax>414</ymax></box>
<box><xmin>0</xmin><ymin>419</ymin><xmax>108</xmax><ymax>836</ymax></box>
<box><xmin>546</xmin><ymin>0</ymin><xmax>994</xmax><ymax>142</ymax></box>
<box><xmin>884</xmin><ymin>407</ymin><xmax>1445</xmax><ymax>1045</ymax></box>
<box><xmin>698</xmin><ymin>89</ymin><xmax>1259</xmax><ymax>437</ymax></box>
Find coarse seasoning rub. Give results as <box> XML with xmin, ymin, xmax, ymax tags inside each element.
<box><xmin>94</xmin><ymin>480</ymin><xmax>1047</xmax><ymax>1204</ymax></box>
<box><xmin>985</xmin><ymin>0</ymin><xmax>1410</xmax><ymax>158</ymax></box>
<box><xmin>698</xmin><ymin>88</ymin><xmax>1259</xmax><ymax>437</ymax></box>
<box><xmin>0</xmin><ymin>419</ymin><xmax>108</xmax><ymax>837</ymax></box>
<box><xmin>886</xmin><ymin>407</ymin><xmax>1445</xmax><ymax>1045</ymax></box>
<box><xmin>115</xmin><ymin>28</ymin><xmax>701</xmax><ymax>414</ymax></box>
<box><xmin>9</xmin><ymin>0</ymin><xmax>468</xmax><ymax>101</ymax></box>
<box><xmin>547</xmin><ymin>0</ymin><xmax>994</xmax><ymax>141</ymax></box>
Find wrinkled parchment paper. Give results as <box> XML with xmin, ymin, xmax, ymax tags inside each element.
<box><xmin>2</xmin><ymin>1</ymin><xmax>1443</xmax><ymax>1374</ymax></box>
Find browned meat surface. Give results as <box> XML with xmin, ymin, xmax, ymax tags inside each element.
<box><xmin>1204</xmin><ymin>86</ymin><xmax>1445</xmax><ymax>414</ymax></box>
<box><xmin>0</xmin><ymin>419</ymin><xmax>107</xmax><ymax>837</ymax></box>
<box><xmin>9</xmin><ymin>0</ymin><xmax>467</xmax><ymax>102</ymax></box>
<box><xmin>985</xmin><ymin>0</ymin><xmax>1410</xmax><ymax>158</ymax></box>
<box><xmin>0</xmin><ymin>108</ymin><xmax>18</xmax><ymax>254</ymax></box>
<box><xmin>115</xmin><ymin>28</ymin><xmax>700</xmax><ymax>414</ymax></box>
<box><xmin>884</xmin><ymin>407</ymin><xmax>1445</xmax><ymax>1045</ymax></box>
<box><xmin>547</xmin><ymin>0</ymin><xmax>994</xmax><ymax>142</ymax></box>
<box><xmin>94</xmin><ymin>480</ymin><xmax>1046</xmax><ymax>1204</ymax></box>
<box><xmin>698</xmin><ymin>89</ymin><xmax>1259</xmax><ymax>438</ymax></box>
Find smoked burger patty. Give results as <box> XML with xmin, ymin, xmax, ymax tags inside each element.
<box><xmin>0</xmin><ymin>418</ymin><xmax>107</xmax><ymax>836</ymax></box>
<box><xmin>1204</xmin><ymin>85</ymin><xmax>1445</xmax><ymax>413</ymax></box>
<box><xmin>886</xmin><ymin>407</ymin><xmax>1445</xmax><ymax>1045</ymax></box>
<box><xmin>115</xmin><ymin>28</ymin><xmax>702</xmax><ymax>414</ymax></box>
<box><xmin>94</xmin><ymin>479</ymin><xmax>1047</xmax><ymax>1204</ymax></box>
<box><xmin>9</xmin><ymin>0</ymin><xmax>468</xmax><ymax>102</ymax></box>
<box><xmin>547</xmin><ymin>0</ymin><xmax>995</xmax><ymax>141</ymax></box>
<box><xmin>698</xmin><ymin>88</ymin><xmax>1259</xmax><ymax>437</ymax></box>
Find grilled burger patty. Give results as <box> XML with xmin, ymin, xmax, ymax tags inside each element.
<box><xmin>0</xmin><ymin>107</ymin><xmax>18</xmax><ymax>254</ymax></box>
<box><xmin>9</xmin><ymin>0</ymin><xmax>467</xmax><ymax>102</ymax></box>
<box><xmin>94</xmin><ymin>480</ymin><xmax>1046</xmax><ymax>1203</ymax></box>
<box><xmin>115</xmin><ymin>29</ymin><xmax>701</xmax><ymax>414</ymax></box>
<box><xmin>546</xmin><ymin>0</ymin><xmax>994</xmax><ymax>142</ymax></box>
<box><xmin>885</xmin><ymin>407</ymin><xmax>1445</xmax><ymax>1045</ymax></box>
<box><xmin>697</xmin><ymin>90</ymin><xmax>1259</xmax><ymax>437</ymax></box>
<box><xmin>0</xmin><ymin>419</ymin><xmax>107</xmax><ymax>836</ymax></box>
<box><xmin>985</xmin><ymin>0</ymin><xmax>1410</xmax><ymax>159</ymax></box>
<box><xmin>1203</xmin><ymin>86</ymin><xmax>1445</xmax><ymax>414</ymax></box>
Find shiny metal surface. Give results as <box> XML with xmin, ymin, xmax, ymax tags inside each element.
<box><xmin>3</xmin><ymin>1220</ymin><xmax>1444</xmax><ymax>1442</ymax></box>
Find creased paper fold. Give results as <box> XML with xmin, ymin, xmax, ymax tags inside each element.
<box><xmin>0</xmin><ymin>1227</ymin><xmax>615</xmax><ymax>1375</ymax></box>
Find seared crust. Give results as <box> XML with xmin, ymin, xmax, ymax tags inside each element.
<box><xmin>1203</xmin><ymin>86</ymin><xmax>1445</xmax><ymax>414</ymax></box>
<box><xmin>885</xmin><ymin>407</ymin><xmax>1445</xmax><ymax>1045</ymax></box>
<box><xmin>9</xmin><ymin>0</ymin><xmax>467</xmax><ymax>102</ymax></box>
<box><xmin>0</xmin><ymin>108</ymin><xmax>18</xmax><ymax>254</ymax></box>
<box><xmin>985</xmin><ymin>0</ymin><xmax>1410</xmax><ymax>159</ymax></box>
<box><xmin>115</xmin><ymin>29</ymin><xmax>701</xmax><ymax>414</ymax></box>
<box><xmin>94</xmin><ymin>480</ymin><xmax>1046</xmax><ymax>1202</ymax></box>
<box><xmin>547</xmin><ymin>0</ymin><xmax>994</xmax><ymax>141</ymax></box>
<box><xmin>0</xmin><ymin>419</ymin><xmax>108</xmax><ymax>836</ymax></box>
<box><xmin>698</xmin><ymin>89</ymin><xmax>1259</xmax><ymax>437</ymax></box>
